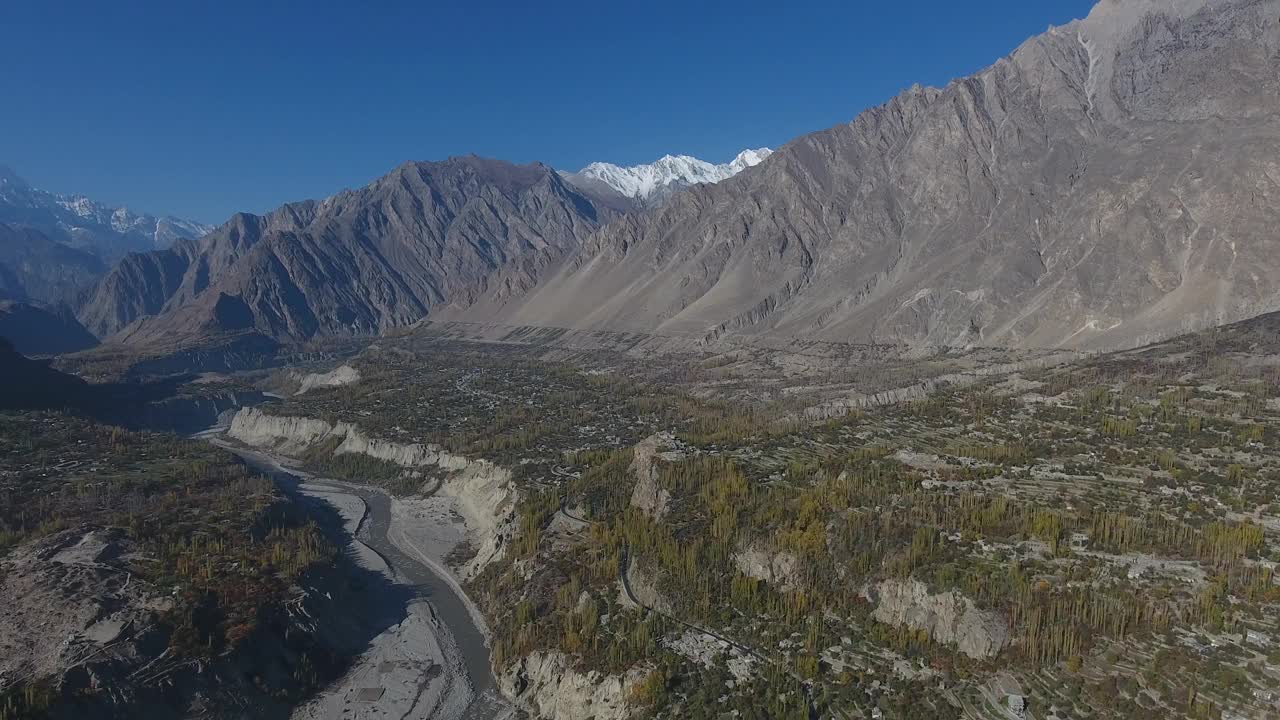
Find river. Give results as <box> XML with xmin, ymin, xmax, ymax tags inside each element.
<box><xmin>198</xmin><ymin>428</ymin><xmax>513</xmax><ymax>720</ymax></box>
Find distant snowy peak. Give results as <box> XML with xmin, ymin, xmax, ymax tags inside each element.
<box><xmin>726</xmin><ymin>148</ymin><xmax>772</xmax><ymax>174</ymax></box>
<box><xmin>571</xmin><ymin>148</ymin><xmax>773</xmax><ymax>202</ymax></box>
<box><xmin>0</xmin><ymin>166</ymin><xmax>213</xmax><ymax>259</ymax></box>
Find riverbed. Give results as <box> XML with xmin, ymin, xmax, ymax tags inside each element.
<box><xmin>196</xmin><ymin>428</ymin><xmax>514</xmax><ymax>720</ymax></box>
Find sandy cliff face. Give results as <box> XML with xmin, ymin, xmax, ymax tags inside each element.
<box><xmin>294</xmin><ymin>364</ymin><xmax>360</xmax><ymax>395</ymax></box>
<box><xmin>867</xmin><ymin>579</ymin><xmax>1010</xmax><ymax>660</ymax></box>
<box><xmin>733</xmin><ymin>545</ymin><xmax>801</xmax><ymax>592</ymax></box>
<box><xmin>497</xmin><ymin>651</ymin><xmax>646</xmax><ymax>720</ymax></box>
<box><xmin>229</xmin><ymin>407</ymin><xmax>647</xmax><ymax>720</ymax></box>
<box><xmin>627</xmin><ymin>433</ymin><xmax>672</xmax><ymax>519</ymax></box>
<box><xmin>228</xmin><ymin>407</ymin><xmax>516</xmax><ymax>580</ymax></box>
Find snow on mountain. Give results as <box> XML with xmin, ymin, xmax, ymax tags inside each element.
<box><xmin>568</xmin><ymin>148</ymin><xmax>773</xmax><ymax>202</ymax></box>
<box><xmin>0</xmin><ymin>166</ymin><xmax>213</xmax><ymax>262</ymax></box>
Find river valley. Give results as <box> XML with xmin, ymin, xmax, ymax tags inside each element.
<box><xmin>195</xmin><ymin>424</ymin><xmax>515</xmax><ymax>720</ymax></box>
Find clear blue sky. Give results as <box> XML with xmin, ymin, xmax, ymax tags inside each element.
<box><xmin>2</xmin><ymin>1</ymin><xmax>1096</xmax><ymax>224</ymax></box>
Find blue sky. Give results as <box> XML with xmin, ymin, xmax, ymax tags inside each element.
<box><xmin>2</xmin><ymin>1</ymin><xmax>1095</xmax><ymax>224</ymax></box>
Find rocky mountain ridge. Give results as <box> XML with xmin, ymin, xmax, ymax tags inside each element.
<box><xmin>80</xmin><ymin>156</ymin><xmax>618</xmax><ymax>344</ymax></box>
<box><xmin>456</xmin><ymin>0</ymin><xmax>1280</xmax><ymax>351</ymax></box>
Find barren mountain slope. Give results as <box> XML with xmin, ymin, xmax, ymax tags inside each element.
<box><xmin>84</xmin><ymin>157</ymin><xmax>615</xmax><ymax>343</ymax></box>
<box><xmin>0</xmin><ymin>223</ymin><xmax>105</xmax><ymax>307</ymax></box>
<box><xmin>78</xmin><ymin>202</ymin><xmax>319</xmax><ymax>338</ymax></box>
<box><xmin>454</xmin><ymin>0</ymin><xmax>1280</xmax><ymax>350</ymax></box>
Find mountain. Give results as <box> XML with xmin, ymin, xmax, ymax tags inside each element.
<box><xmin>457</xmin><ymin>0</ymin><xmax>1280</xmax><ymax>351</ymax></box>
<box><xmin>0</xmin><ymin>222</ymin><xmax>105</xmax><ymax>306</ymax></box>
<box><xmin>69</xmin><ymin>0</ymin><xmax>1280</xmax><ymax>356</ymax></box>
<box><xmin>77</xmin><ymin>202</ymin><xmax>319</xmax><ymax>339</ymax></box>
<box><xmin>0</xmin><ymin>300</ymin><xmax>98</xmax><ymax>356</ymax></box>
<box><xmin>562</xmin><ymin>149</ymin><xmax>772</xmax><ymax>206</ymax></box>
<box><xmin>81</xmin><ymin>157</ymin><xmax>617</xmax><ymax>343</ymax></box>
<box><xmin>0</xmin><ymin>166</ymin><xmax>213</xmax><ymax>264</ymax></box>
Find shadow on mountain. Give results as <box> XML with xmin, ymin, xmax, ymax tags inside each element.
<box><xmin>0</xmin><ymin>337</ymin><xmax>262</xmax><ymax>432</ymax></box>
<box><xmin>0</xmin><ymin>340</ymin><xmax>428</xmax><ymax>719</ymax></box>
<box><xmin>0</xmin><ymin>300</ymin><xmax>99</xmax><ymax>355</ymax></box>
<box><xmin>39</xmin><ymin>453</ymin><xmax>418</xmax><ymax>720</ymax></box>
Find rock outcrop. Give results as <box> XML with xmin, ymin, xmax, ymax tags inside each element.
<box><xmin>627</xmin><ymin>433</ymin><xmax>672</xmax><ymax>518</ymax></box>
<box><xmin>0</xmin><ymin>525</ymin><xmax>348</xmax><ymax>718</ymax></box>
<box><xmin>733</xmin><ymin>544</ymin><xmax>801</xmax><ymax>592</ymax></box>
<box><xmin>295</xmin><ymin>364</ymin><xmax>360</xmax><ymax>395</ymax></box>
<box><xmin>866</xmin><ymin>579</ymin><xmax>1010</xmax><ymax>660</ymax></box>
<box><xmin>498</xmin><ymin>651</ymin><xmax>645</xmax><ymax>720</ymax></box>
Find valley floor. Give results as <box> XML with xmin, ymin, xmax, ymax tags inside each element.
<box><xmin>232</xmin><ymin>319</ymin><xmax>1280</xmax><ymax>720</ymax></box>
<box><xmin>206</xmin><ymin>436</ymin><xmax>516</xmax><ymax>720</ymax></box>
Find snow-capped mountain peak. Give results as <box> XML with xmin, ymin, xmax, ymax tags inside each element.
<box><xmin>0</xmin><ymin>164</ymin><xmax>214</xmax><ymax>261</ymax></box>
<box><xmin>570</xmin><ymin>147</ymin><xmax>773</xmax><ymax>202</ymax></box>
<box><xmin>727</xmin><ymin>148</ymin><xmax>771</xmax><ymax>174</ymax></box>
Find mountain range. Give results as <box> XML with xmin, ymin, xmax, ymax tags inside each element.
<box><xmin>75</xmin><ymin>149</ymin><xmax>770</xmax><ymax>342</ymax></box>
<box><xmin>0</xmin><ymin>223</ymin><xmax>105</xmax><ymax>306</ymax></box>
<box><xmin>49</xmin><ymin>0</ymin><xmax>1280</xmax><ymax>357</ymax></box>
<box><xmin>0</xmin><ymin>166</ymin><xmax>212</xmax><ymax>261</ymax></box>
<box><xmin>0</xmin><ymin>167</ymin><xmax>212</xmax><ymax>307</ymax></box>
<box><xmin>561</xmin><ymin>149</ymin><xmax>773</xmax><ymax>206</ymax></box>
<box><xmin>80</xmin><ymin>157</ymin><xmax>617</xmax><ymax>342</ymax></box>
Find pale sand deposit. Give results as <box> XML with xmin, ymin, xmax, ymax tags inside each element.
<box><xmin>204</xmin><ymin>437</ymin><xmax>513</xmax><ymax>720</ymax></box>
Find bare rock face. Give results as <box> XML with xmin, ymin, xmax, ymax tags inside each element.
<box><xmin>77</xmin><ymin>204</ymin><xmax>316</xmax><ymax>338</ymax></box>
<box><xmin>627</xmin><ymin>433</ymin><xmax>673</xmax><ymax>519</ymax></box>
<box><xmin>63</xmin><ymin>2</ymin><xmax>1280</xmax><ymax>357</ymax></box>
<box><xmin>83</xmin><ymin>157</ymin><xmax>616</xmax><ymax>344</ymax></box>
<box><xmin>0</xmin><ymin>169</ymin><xmax>210</xmax><ymax>309</ymax></box>
<box><xmin>498</xmin><ymin>651</ymin><xmax>646</xmax><ymax>720</ymax></box>
<box><xmin>73</xmin><ymin>1</ymin><xmax>1280</xmax><ymax>356</ymax></box>
<box><xmin>0</xmin><ymin>223</ymin><xmax>105</xmax><ymax>308</ymax></box>
<box><xmin>867</xmin><ymin>579</ymin><xmax>1010</xmax><ymax>660</ymax></box>
<box><xmin>466</xmin><ymin>0</ymin><xmax>1280</xmax><ymax>352</ymax></box>
<box><xmin>733</xmin><ymin>544</ymin><xmax>801</xmax><ymax>592</ymax></box>
<box><xmin>0</xmin><ymin>529</ymin><xmax>168</xmax><ymax>687</ymax></box>
<box><xmin>294</xmin><ymin>364</ymin><xmax>361</xmax><ymax>395</ymax></box>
